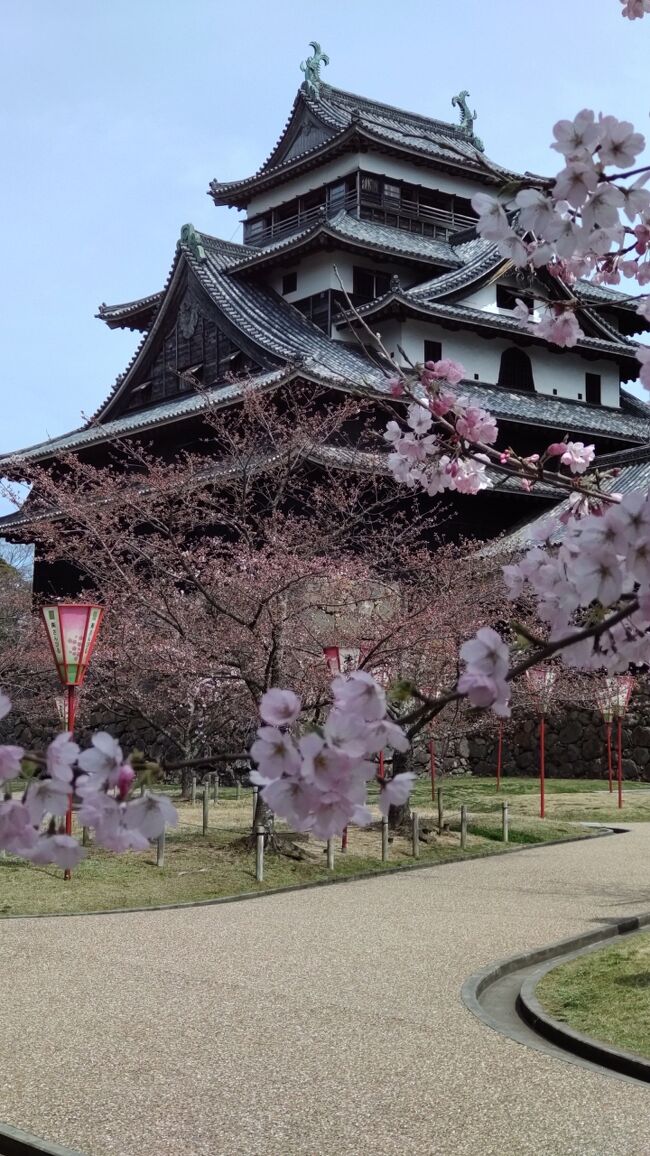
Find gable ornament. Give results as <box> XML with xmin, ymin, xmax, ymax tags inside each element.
<box><xmin>179</xmin><ymin>297</ymin><xmax>200</xmax><ymax>340</ymax></box>
<box><xmin>300</xmin><ymin>41</ymin><xmax>330</xmax><ymax>97</ymax></box>
<box><xmin>180</xmin><ymin>223</ymin><xmax>207</xmax><ymax>263</ymax></box>
<box><xmin>451</xmin><ymin>90</ymin><xmax>484</xmax><ymax>152</ymax></box>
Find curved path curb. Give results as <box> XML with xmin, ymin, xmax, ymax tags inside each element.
<box><xmin>518</xmin><ymin>935</ymin><xmax>650</xmax><ymax>1083</ymax></box>
<box><xmin>0</xmin><ymin>1121</ymin><xmax>84</xmax><ymax>1156</ymax></box>
<box><xmin>462</xmin><ymin>908</ymin><xmax>650</xmax><ymax>1084</ymax></box>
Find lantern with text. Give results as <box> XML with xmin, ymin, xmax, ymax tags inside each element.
<box><xmin>41</xmin><ymin>604</ymin><xmax>104</xmax><ymax>878</ymax></box>
<box><xmin>599</xmin><ymin>675</ymin><xmax>636</xmax><ymax>810</ymax></box>
<box><xmin>526</xmin><ymin>668</ymin><xmax>557</xmax><ymax>819</ymax></box>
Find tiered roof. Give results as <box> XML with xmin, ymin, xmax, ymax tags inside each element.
<box><xmin>2</xmin><ymin>51</ymin><xmax>649</xmax><ymax>484</ymax></box>
<box><xmin>209</xmin><ymin>80</ymin><xmax>525</xmax><ymax>208</ymax></box>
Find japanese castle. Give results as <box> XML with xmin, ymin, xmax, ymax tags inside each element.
<box><xmin>3</xmin><ymin>42</ymin><xmax>650</xmax><ymax>579</ymax></box>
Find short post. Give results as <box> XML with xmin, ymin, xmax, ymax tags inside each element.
<box><xmin>191</xmin><ymin>775</ymin><xmax>197</xmax><ymax>806</ymax></box>
<box><xmin>255</xmin><ymin>825</ymin><xmax>264</xmax><ymax>882</ymax></box>
<box><xmin>156</xmin><ymin>829</ymin><xmax>166</xmax><ymax>867</ymax></box>
<box><xmin>82</xmin><ymin>826</ymin><xmax>89</xmax><ymax>847</ymax></box>
<box><xmin>252</xmin><ymin>785</ymin><xmax>259</xmax><ymax>824</ymax></box>
<box><xmin>381</xmin><ymin>816</ymin><xmax>389</xmax><ymax>861</ymax></box>
<box><xmin>236</xmin><ymin>779</ymin><xmax>241</xmax><ymax>801</ymax></box>
<box><xmin>341</xmin><ymin>825</ymin><xmax>349</xmax><ymax>853</ymax></box>
<box><xmin>460</xmin><ymin>804</ymin><xmax>468</xmax><ymax>850</ymax></box>
<box><xmin>411</xmin><ymin>811</ymin><xmax>419</xmax><ymax>858</ymax></box>
<box><xmin>140</xmin><ymin>782</ymin><xmax>145</xmax><ymax>797</ymax></box>
<box><xmin>437</xmin><ymin>786</ymin><xmax>444</xmax><ymax>836</ymax></box>
<box><xmin>202</xmin><ymin>786</ymin><xmax>209</xmax><ymax>835</ymax></box>
<box><xmin>327</xmin><ymin>838</ymin><xmax>335</xmax><ymax>870</ymax></box>
<box><xmin>212</xmin><ymin>774</ymin><xmax>218</xmax><ymax>804</ymax></box>
<box><xmin>501</xmin><ymin>800</ymin><xmax>509</xmax><ymax>844</ymax></box>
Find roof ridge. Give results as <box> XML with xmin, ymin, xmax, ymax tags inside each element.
<box><xmin>318</xmin><ymin>83</ymin><xmax>472</xmax><ymax>141</ymax></box>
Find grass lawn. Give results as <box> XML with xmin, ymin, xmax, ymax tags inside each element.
<box><xmin>537</xmin><ymin>931</ymin><xmax>650</xmax><ymax>1060</ymax></box>
<box><xmin>0</xmin><ymin>773</ymin><xmax>639</xmax><ymax>918</ymax></box>
<box><xmin>0</xmin><ymin>794</ymin><xmax>593</xmax><ymax>917</ymax></box>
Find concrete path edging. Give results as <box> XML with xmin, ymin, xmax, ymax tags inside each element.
<box><xmin>462</xmin><ymin>908</ymin><xmax>650</xmax><ymax>1084</ymax></box>
<box><xmin>0</xmin><ymin>1120</ymin><xmax>85</xmax><ymax>1156</ymax></box>
<box><xmin>0</xmin><ymin>827</ymin><xmax>615</xmax><ymax>924</ymax></box>
<box><xmin>518</xmin><ymin>933</ymin><xmax>650</xmax><ymax>1083</ymax></box>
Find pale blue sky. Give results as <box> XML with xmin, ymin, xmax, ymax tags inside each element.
<box><xmin>0</xmin><ymin>0</ymin><xmax>648</xmax><ymax>456</ymax></box>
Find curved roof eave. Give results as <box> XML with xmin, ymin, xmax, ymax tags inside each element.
<box><xmin>208</xmin><ymin>124</ymin><xmax>517</xmax><ymax>208</ymax></box>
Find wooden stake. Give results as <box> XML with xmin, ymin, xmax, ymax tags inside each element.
<box><xmin>460</xmin><ymin>804</ymin><xmax>468</xmax><ymax>850</ymax></box>
<box><xmin>411</xmin><ymin>811</ymin><xmax>419</xmax><ymax>858</ymax></box>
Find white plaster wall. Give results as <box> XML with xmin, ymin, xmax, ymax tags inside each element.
<box><xmin>245</xmin><ymin>150</ymin><xmax>483</xmax><ymax>217</ymax></box>
<box><xmin>266</xmin><ymin>251</ymin><xmax>415</xmax><ymax>304</ymax></box>
<box><xmin>382</xmin><ymin>319</ymin><xmax>620</xmax><ymax>406</ymax></box>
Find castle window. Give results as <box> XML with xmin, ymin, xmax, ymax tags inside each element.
<box><xmin>585</xmin><ymin>372</ymin><xmax>601</xmax><ymax>405</ymax></box>
<box><xmin>424</xmin><ymin>340</ymin><xmax>442</xmax><ymax>364</ymax></box>
<box><xmin>497</xmin><ymin>347</ymin><xmax>535</xmax><ymax>392</ymax></box>
<box><xmin>352</xmin><ymin>266</ymin><xmax>391</xmax><ymax>304</ymax></box>
<box><xmin>497</xmin><ymin>285</ymin><xmax>534</xmax><ymax>312</ymax></box>
<box><xmin>282</xmin><ymin>271</ymin><xmax>297</xmax><ymax>295</ymax></box>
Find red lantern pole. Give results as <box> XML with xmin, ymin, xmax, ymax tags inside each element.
<box><xmin>539</xmin><ymin>714</ymin><xmax>546</xmax><ymax>819</ymax></box>
<box><xmin>606</xmin><ymin>721</ymin><xmax>613</xmax><ymax>794</ymax></box>
<box><xmin>617</xmin><ymin>717</ymin><xmax>624</xmax><ymax>810</ymax></box>
<box><xmin>429</xmin><ymin>735</ymin><xmax>436</xmax><ymax>800</ymax></box>
<box><xmin>378</xmin><ymin>750</ymin><xmax>385</xmax><ymax>781</ymax></box>
<box><xmin>496</xmin><ymin>721</ymin><xmax>503</xmax><ymax>792</ymax></box>
<box><xmin>41</xmin><ymin>604</ymin><xmax>104</xmax><ymax>882</ymax></box>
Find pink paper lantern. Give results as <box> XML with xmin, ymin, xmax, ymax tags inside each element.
<box><xmin>41</xmin><ymin>603</ymin><xmax>104</xmax><ymax>687</ymax></box>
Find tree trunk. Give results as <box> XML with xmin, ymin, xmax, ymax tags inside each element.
<box><xmin>388</xmin><ymin>747</ymin><xmax>414</xmax><ymax>831</ymax></box>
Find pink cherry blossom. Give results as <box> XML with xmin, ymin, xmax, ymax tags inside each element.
<box><xmin>0</xmin><ymin>745</ymin><xmax>24</xmax><ymax>783</ymax></box>
<box><xmin>407</xmin><ymin>401</ymin><xmax>433</xmax><ymax>435</ymax></box>
<box><xmin>535</xmin><ymin>309</ymin><xmax>584</xmax><ymax>347</ymax></box>
<box><xmin>457</xmin><ymin>671</ymin><xmax>511</xmax><ymax>716</ymax></box>
<box><xmin>620</xmin><ymin>0</ymin><xmax>650</xmax><ymax>18</ymax></box>
<box><xmin>431</xmin><ymin>390</ymin><xmax>457</xmax><ymax>416</ymax></box>
<box><xmin>553</xmin><ymin>161</ymin><xmax>599</xmax><ymax>208</ymax></box>
<box><xmin>28</xmin><ymin>834</ymin><xmax>85</xmax><ymax>870</ymax></box>
<box><xmin>560</xmin><ymin>441</ymin><xmax>596</xmax><ymax>475</ymax></box>
<box><xmin>378</xmin><ymin>772</ymin><xmax>416</xmax><ymax>817</ymax></box>
<box><xmin>455</xmin><ymin>406</ymin><xmax>498</xmax><ymax>445</ymax></box>
<box><xmin>124</xmin><ymin>792</ymin><xmax>178</xmax><ymax>840</ymax></box>
<box><xmin>597</xmin><ymin>115</ymin><xmax>645</xmax><ymax>167</ymax></box>
<box><xmin>551</xmin><ymin>110</ymin><xmax>601</xmax><ymax>158</ymax></box>
<box><xmin>24</xmin><ymin>777</ymin><xmax>71</xmax><ymax>824</ymax></box>
<box><xmin>460</xmin><ymin>627</ymin><xmax>509</xmax><ymax>679</ymax></box>
<box><xmin>116</xmin><ymin>764</ymin><xmax>136</xmax><ymax>799</ymax></box>
<box><xmin>250</xmin><ymin>726</ymin><xmax>301</xmax><ymax>780</ymax></box>
<box><xmin>636</xmin><ymin>345</ymin><xmax>650</xmax><ymax>390</ymax></box>
<box><xmin>546</xmin><ymin>442</ymin><xmax>567</xmax><ymax>457</ymax></box>
<box><xmin>423</xmin><ymin>358</ymin><xmax>465</xmax><ymax>386</ymax></box>
<box><xmin>77</xmin><ymin>732</ymin><xmax>124</xmax><ymax>784</ymax></box>
<box><xmin>470</xmin><ymin>193</ymin><xmax>511</xmax><ymax>241</ymax></box>
<box><xmin>259</xmin><ymin>688</ymin><xmax>302</xmax><ymax>727</ymax></box>
<box><xmin>332</xmin><ymin>670</ymin><xmax>386</xmax><ymax>721</ymax></box>
<box><xmin>0</xmin><ymin>800</ymin><xmax>38</xmax><ymax>856</ymax></box>
<box><xmin>46</xmin><ymin>732</ymin><xmax>79</xmax><ymax>783</ymax></box>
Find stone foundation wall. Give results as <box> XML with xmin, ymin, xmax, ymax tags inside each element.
<box><xmin>4</xmin><ymin>687</ymin><xmax>650</xmax><ymax>783</ymax></box>
<box><xmin>469</xmin><ymin>686</ymin><xmax>650</xmax><ymax>781</ymax></box>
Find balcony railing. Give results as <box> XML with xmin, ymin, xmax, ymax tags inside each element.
<box><xmin>244</xmin><ymin>190</ymin><xmax>477</xmax><ymax>249</ymax></box>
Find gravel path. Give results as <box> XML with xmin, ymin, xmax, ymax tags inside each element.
<box><xmin>2</xmin><ymin>827</ymin><xmax>650</xmax><ymax>1156</ymax></box>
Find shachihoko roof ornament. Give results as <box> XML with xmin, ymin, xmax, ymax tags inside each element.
<box><xmin>451</xmin><ymin>90</ymin><xmax>484</xmax><ymax>152</ymax></box>
<box><xmin>300</xmin><ymin>41</ymin><xmax>330</xmax><ymax>96</ymax></box>
<box><xmin>180</xmin><ymin>223</ymin><xmax>206</xmax><ymax>263</ymax></box>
